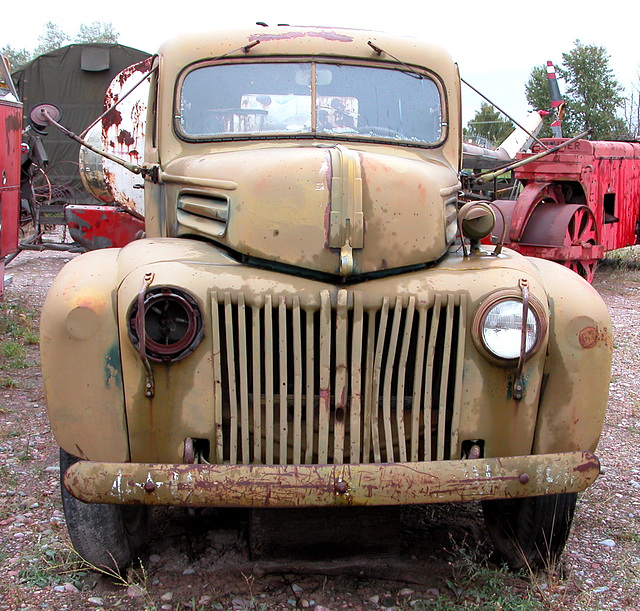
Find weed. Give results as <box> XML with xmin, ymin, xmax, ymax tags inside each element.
<box><xmin>0</xmin><ymin>340</ymin><xmax>30</xmax><ymax>369</ymax></box>
<box><xmin>60</xmin><ymin>546</ymin><xmax>156</xmax><ymax>608</ymax></box>
<box><xmin>0</xmin><ymin>465</ymin><xmax>18</xmax><ymax>487</ymax></box>
<box><xmin>18</xmin><ymin>435</ymin><xmax>32</xmax><ymax>461</ymax></box>
<box><xmin>0</xmin><ymin>376</ymin><xmax>18</xmax><ymax>388</ymax></box>
<box><xmin>0</xmin><ymin>301</ymin><xmax>39</xmax><ymax>369</ymax></box>
<box><xmin>411</xmin><ymin>535</ymin><xmax>544</xmax><ymax>610</ymax></box>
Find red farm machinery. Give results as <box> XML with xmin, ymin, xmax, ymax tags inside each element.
<box><xmin>466</xmin><ymin>59</ymin><xmax>640</xmax><ymax>284</ymax></box>
<box><xmin>0</xmin><ymin>56</ymin><xmax>22</xmax><ymax>299</ymax></box>
<box><xmin>490</xmin><ymin>137</ymin><xmax>640</xmax><ymax>283</ymax></box>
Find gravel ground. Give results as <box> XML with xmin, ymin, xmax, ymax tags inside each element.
<box><xmin>0</xmin><ymin>245</ymin><xmax>639</xmax><ymax>611</ymax></box>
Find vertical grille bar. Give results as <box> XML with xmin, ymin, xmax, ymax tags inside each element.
<box><xmin>410</xmin><ymin>306</ymin><xmax>428</xmax><ymax>462</ymax></box>
<box><xmin>362</xmin><ymin>308</ymin><xmax>377</xmax><ymax>463</ymax></box>
<box><xmin>436</xmin><ymin>295</ymin><xmax>455</xmax><ymax>461</ymax></box>
<box><xmin>395</xmin><ymin>296</ymin><xmax>416</xmax><ymax>462</ymax></box>
<box><xmin>334</xmin><ymin>289</ymin><xmax>348</xmax><ymax>464</ymax></box>
<box><xmin>382</xmin><ymin>297</ymin><xmax>403</xmax><ymax>462</ymax></box>
<box><xmin>211</xmin><ymin>292</ymin><xmax>224</xmax><ymax>464</ymax></box>
<box><xmin>237</xmin><ymin>294</ymin><xmax>250</xmax><ymax>464</ymax></box>
<box><xmin>423</xmin><ymin>293</ymin><xmax>442</xmax><ymax>461</ymax></box>
<box><xmin>292</xmin><ymin>297</ymin><xmax>303</xmax><ymax>464</ymax></box>
<box><xmin>251</xmin><ymin>304</ymin><xmax>262</xmax><ymax>462</ymax></box>
<box><xmin>224</xmin><ymin>292</ymin><xmax>239</xmax><ymax>464</ymax></box>
<box><xmin>370</xmin><ymin>297</ymin><xmax>389</xmax><ymax>464</ymax></box>
<box><xmin>278</xmin><ymin>296</ymin><xmax>288</xmax><ymax>465</ymax></box>
<box><xmin>350</xmin><ymin>292</ymin><xmax>364</xmax><ymax>463</ymax></box>
<box><xmin>318</xmin><ymin>290</ymin><xmax>332</xmax><ymax>463</ymax></box>
<box><xmin>449</xmin><ymin>294</ymin><xmax>467</xmax><ymax>459</ymax></box>
<box><xmin>304</xmin><ymin>308</ymin><xmax>315</xmax><ymax>463</ymax></box>
<box><xmin>264</xmin><ymin>294</ymin><xmax>274</xmax><ymax>465</ymax></box>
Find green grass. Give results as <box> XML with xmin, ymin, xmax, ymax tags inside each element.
<box><xmin>0</xmin><ymin>340</ymin><xmax>30</xmax><ymax>369</ymax></box>
<box><xmin>0</xmin><ymin>301</ymin><xmax>39</xmax><ymax>370</ymax></box>
<box><xmin>601</xmin><ymin>245</ymin><xmax>640</xmax><ymax>270</ymax></box>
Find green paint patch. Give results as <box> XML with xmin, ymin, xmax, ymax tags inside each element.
<box><xmin>104</xmin><ymin>343</ymin><xmax>123</xmax><ymax>390</ymax></box>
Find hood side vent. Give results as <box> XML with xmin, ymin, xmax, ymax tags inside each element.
<box><xmin>178</xmin><ymin>192</ymin><xmax>229</xmax><ymax>236</ymax></box>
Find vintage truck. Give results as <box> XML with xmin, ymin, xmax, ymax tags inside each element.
<box><xmin>39</xmin><ymin>26</ymin><xmax>612</xmax><ymax>572</ymax></box>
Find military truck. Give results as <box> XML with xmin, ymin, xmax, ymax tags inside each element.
<box><xmin>40</xmin><ymin>26</ymin><xmax>612</xmax><ymax>572</ymax></box>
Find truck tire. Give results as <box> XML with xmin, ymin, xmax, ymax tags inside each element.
<box><xmin>59</xmin><ymin>448</ymin><xmax>151</xmax><ymax>573</ymax></box>
<box><xmin>481</xmin><ymin>493</ymin><xmax>577</xmax><ymax>570</ymax></box>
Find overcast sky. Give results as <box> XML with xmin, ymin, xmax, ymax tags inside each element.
<box><xmin>3</xmin><ymin>0</ymin><xmax>639</xmax><ymax>126</ymax></box>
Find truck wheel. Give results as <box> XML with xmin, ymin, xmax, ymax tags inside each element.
<box><xmin>481</xmin><ymin>493</ymin><xmax>577</xmax><ymax>570</ymax></box>
<box><xmin>59</xmin><ymin>448</ymin><xmax>151</xmax><ymax>573</ymax></box>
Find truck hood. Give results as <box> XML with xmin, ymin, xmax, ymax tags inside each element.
<box><xmin>164</xmin><ymin>145</ymin><xmax>458</xmax><ymax>276</ymax></box>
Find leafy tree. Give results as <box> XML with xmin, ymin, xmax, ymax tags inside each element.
<box><xmin>465</xmin><ymin>102</ymin><xmax>515</xmax><ymax>147</ymax></box>
<box><xmin>0</xmin><ymin>45</ymin><xmax>32</xmax><ymax>72</ymax></box>
<box><xmin>0</xmin><ymin>21</ymin><xmax>119</xmax><ymax>72</ymax></box>
<box><xmin>75</xmin><ymin>21</ymin><xmax>119</xmax><ymax>44</ymax></box>
<box><xmin>525</xmin><ymin>40</ymin><xmax>628</xmax><ymax>140</ymax></box>
<box><xmin>35</xmin><ymin>21</ymin><xmax>70</xmax><ymax>56</ymax></box>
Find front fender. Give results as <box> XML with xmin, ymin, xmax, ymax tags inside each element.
<box><xmin>40</xmin><ymin>249</ymin><xmax>129</xmax><ymax>461</ymax></box>
<box><xmin>531</xmin><ymin>258</ymin><xmax>612</xmax><ymax>454</ymax></box>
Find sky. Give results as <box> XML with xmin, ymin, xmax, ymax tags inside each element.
<box><xmin>3</xmin><ymin>0</ymin><xmax>639</xmax><ymax>127</ymax></box>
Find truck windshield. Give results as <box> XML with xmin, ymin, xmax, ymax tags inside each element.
<box><xmin>178</xmin><ymin>61</ymin><xmax>443</xmax><ymax>145</ymax></box>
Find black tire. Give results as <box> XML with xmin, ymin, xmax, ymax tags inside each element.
<box><xmin>60</xmin><ymin>448</ymin><xmax>151</xmax><ymax>573</ymax></box>
<box><xmin>482</xmin><ymin>493</ymin><xmax>577</xmax><ymax>570</ymax></box>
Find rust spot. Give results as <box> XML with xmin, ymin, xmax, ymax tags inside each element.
<box><xmin>249</xmin><ymin>31</ymin><xmax>353</xmax><ymax>43</ymax></box>
<box><xmin>579</xmin><ymin>326</ymin><xmax>598</xmax><ymax>349</ymax></box>
<box><xmin>117</xmin><ymin>129</ymin><xmax>135</xmax><ymax>147</ymax></box>
<box><xmin>574</xmin><ymin>458</ymin><xmax>599</xmax><ymax>473</ymax></box>
<box><xmin>103</xmin><ymin>108</ymin><xmax>123</xmax><ymax>130</ymax></box>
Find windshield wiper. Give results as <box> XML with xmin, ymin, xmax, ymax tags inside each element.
<box><xmin>367</xmin><ymin>41</ymin><xmax>423</xmax><ymax>79</ymax></box>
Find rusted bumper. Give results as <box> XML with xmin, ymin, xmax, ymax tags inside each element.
<box><xmin>63</xmin><ymin>451</ymin><xmax>599</xmax><ymax>507</ymax></box>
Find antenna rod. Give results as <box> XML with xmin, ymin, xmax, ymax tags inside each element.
<box><xmin>461</xmin><ymin>77</ymin><xmax>549</xmax><ymax>150</ymax></box>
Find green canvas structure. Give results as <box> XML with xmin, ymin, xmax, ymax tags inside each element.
<box><xmin>12</xmin><ymin>43</ymin><xmax>150</xmax><ymax>204</ymax></box>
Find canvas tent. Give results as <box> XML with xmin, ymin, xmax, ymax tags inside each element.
<box><xmin>12</xmin><ymin>43</ymin><xmax>150</xmax><ymax>204</ymax></box>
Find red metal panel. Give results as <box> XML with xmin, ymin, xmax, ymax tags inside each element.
<box><xmin>65</xmin><ymin>205</ymin><xmax>145</xmax><ymax>250</ymax></box>
<box><xmin>0</xmin><ymin>99</ymin><xmax>22</xmax><ymax>259</ymax></box>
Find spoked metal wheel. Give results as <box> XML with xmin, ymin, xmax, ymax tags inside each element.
<box><xmin>521</xmin><ymin>203</ymin><xmax>600</xmax><ymax>283</ymax></box>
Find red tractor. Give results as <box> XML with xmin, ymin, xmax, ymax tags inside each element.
<box><xmin>491</xmin><ymin>137</ymin><xmax>640</xmax><ymax>283</ymax></box>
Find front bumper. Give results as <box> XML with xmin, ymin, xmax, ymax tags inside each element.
<box><xmin>64</xmin><ymin>451</ymin><xmax>599</xmax><ymax>507</ymax></box>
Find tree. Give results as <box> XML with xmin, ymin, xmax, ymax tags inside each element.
<box><xmin>35</xmin><ymin>21</ymin><xmax>70</xmax><ymax>56</ymax></box>
<box><xmin>525</xmin><ymin>40</ymin><xmax>628</xmax><ymax>140</ymax></box>
<box><xmin>75</xmin><ymin>22</ymin><xmax>119</xmax><ymax>44</ymax></box>
<box><xmin>465</xmin><ymin>102</ymin><xmax>515</xmax><ymax>147</ymax></box>
<box><xmin>0</xmin><ymin>45</ymin><xmax>32</xmax><ymax>72</ymax></box>
<box><xmin>0</xmin><ymin>21</ymin><xmax>119</xmax><ymax>72</ymax></box>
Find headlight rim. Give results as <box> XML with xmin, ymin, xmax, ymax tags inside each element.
<box><xmin>472</xmin><ymin>290</ymin><xmax>548</xmax><ymax>366</ymax></box>
<box><xmin>128</xmin><ymin>286</ymin><xmax>204</xmax><ymax>363</ymax></box>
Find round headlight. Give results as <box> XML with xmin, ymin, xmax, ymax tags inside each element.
<box><xmin>128</xmin><ymin>287</ymin><xmax>203</xmax><ymax>363</ymax></box>
<box><xmin>473</xmin><ymin>293</ymin><xmax>547</xmax><ymax>363</ymax></box>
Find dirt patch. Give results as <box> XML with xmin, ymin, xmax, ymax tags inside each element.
<box><xmin>1</xmin><ymin>247</ymin><xmax>639</xmax><ymax>611</ymax></box>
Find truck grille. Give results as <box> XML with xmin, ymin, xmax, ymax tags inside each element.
<box><xmin>210</xmin><ymin>289</ymin><xmax>467</xmax><ymax>465</ymax></box>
